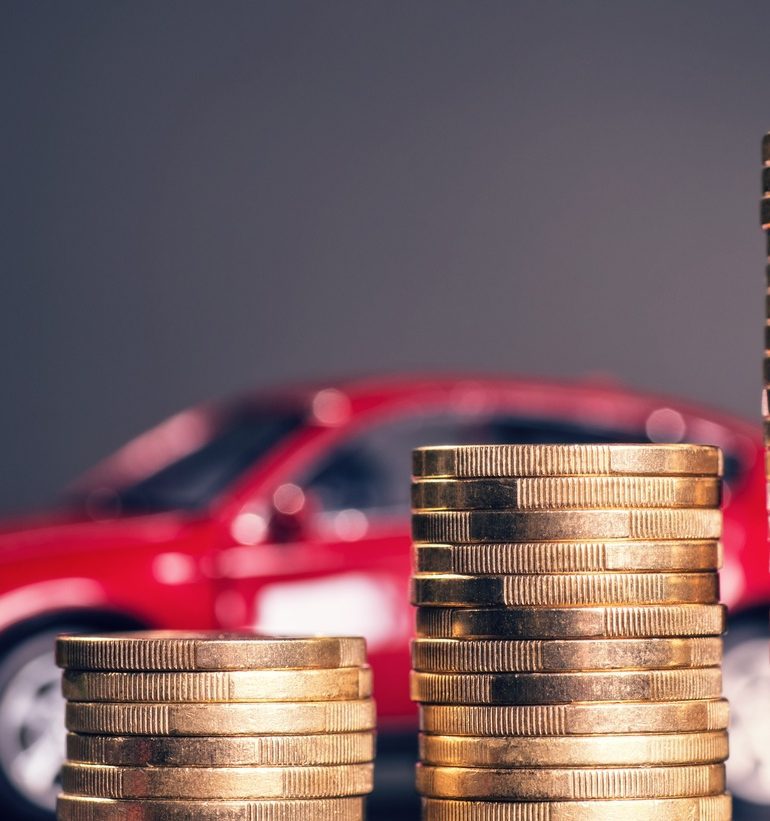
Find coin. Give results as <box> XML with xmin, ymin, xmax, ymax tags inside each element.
<box><xmin>66</xmin><ymin>700</ymin><xmax>376</xmax><ymax>736</ymax></box>
<box><xmin>411</xmin><ymin>637</ymin><xmax>722</xmax><ymax>672</ymax></box>
<box><xmin>57</xmin><ymin>796</ymin><xmax>366</xmax><ymax>820</ymax></box>
<box><xmin>63</xmin><ymin>667</ymin><xmax>373</xmax><ymax>703</ymax></box>
<box><xmin>418</xmin><ymin>731</ymin><xmax>728</xmax><ymax>766</ymax></box>
<box><xmin>419</xmin><ymin>700</ymin><xmax>730</xmax><ymax>736</ymax></box>
<box><xmin>412</xmin><ymin>509</ymin><xmax>722</xmax><ymax>543</ymax></box>
<box><xmin>410</xmin><ymin>668</ymin><xmax>722</xmax><ymax>704</ymax></box>
<box><xmin>411</xmin><ymin>573</ymin><xmax>719</xmax><ymax>607</ymax></box>
<box><xmin>420</xmin><ymin>796</ymin><xmax>732</xmax><ymax>821</ymax></box>
<box><xmin>412</xmin><ymin>444</ymin><xmax>722</xmax><ymax>479</ymax></box>
<box><xmin>57</xmin><ymin>633</ymin><xmax>366</xmax><ymax>672</ymax></box>
<box><xmin>413</xmin><ymin>540</ymin><xmax>723</xmax><ymax>574</ymax></box>
<box><xmin>62</xmin><ymin>762</ymin><xmax>374</xmax><ymax>799</ymax></box>
<box><xmin>415</xmin><ymin>604</ymin><xmax>728</xmax><ymax>639</ymax></box>
<box><xmin>411</xmin><ymin>476</ymin><xmax>721</xmax><ymax>510</ymax></box>
<box><xmin>66</xmin><ymin>732</ymin><xmax>375</xmax><ymax>767</ymax></box>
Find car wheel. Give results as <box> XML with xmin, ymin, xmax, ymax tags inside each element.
<box><xmin>0</xmin><ymin>627</ymin><xmax>80</xmax><ymax>820</ymax></box>
<box><xmin>723</xmin><ymin>612</ymin><xmax>770</xmax><ymax>809</ymax></box>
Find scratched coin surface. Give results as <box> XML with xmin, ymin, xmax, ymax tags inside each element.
<box><xmin>56</xmin><ymin>796</ymin><xmax>367</xmax><ymax>820</ymax></box>
<box><xmin>62</xmin><ymin>667</ymin><xmax>373</xmax><ymax>702</ymax></box>
<box><xmin>415</xmin><ymin>763</ymin><xmax>725</xmax><ymax>800</ymax></box>
<box><xmin>412</xmin><ymin>476</ymin><xmax>721</xmax><ymax>510</ymax></box>
<box><xmin>411</xmin><ymin>572</ymin><xmax>719</xmax><ymax>607</ymax></box>
<box><xmin>418</xmin><ymin>731</ymin><xmax>728</xmax><ymax>767</ymax></box>
<box><xmin>413</xmin><ymin>540</ymin><xmax>723</xmax><ymax>574</ymax></box>
<box><xmin>415</xmin><ymin>604</ymin><xmax>727</xmax><ymax>639</ymax></box>
<box><xmin>420</xmin><ymin>796</ymin><xmax>732</xmax><ymax>821</ymax></box>
<box><xmin>66</xmin><ymin>732</ymin><xmax>375</xmax><ymax>767</ymax></box>
<box><xmin>57</xmin><ymin>633</ymin><xmax>367</xmax><ymax>671</ymax></box>
<box><xmin>412</xmin><ymin>444</ymin><xmax>722</xmax><ymax>478</ymax></box>
<box><xmin>411</xmin><ymin>637</ymin><xmax>722</xmax><ymax>672</ymax></box>
<box><xmin>62</xmin><ymin>762</ymin><xmax>374</xmax><ymax>799</ymax></box>
<box><xmin>412</xmin><ymin>509</ymin><xmax>722</xmax><ymax>543</ymax></box>
<box><xmin>419</xmin><ymin>700</ymin><xmax>730</xmax><ymax>736</ymax></box>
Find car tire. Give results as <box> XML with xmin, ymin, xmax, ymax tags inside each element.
<box><xmin>723</xmin><ymin>611</ymin><xmax>770</xmax><ymax>811</ymax></box>
<box><xmin>0</xmin><ymin>619</ymin><xmax>140</xmax><ymax>821</ymax></box>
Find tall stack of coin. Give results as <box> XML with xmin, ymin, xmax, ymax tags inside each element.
<box><xmin>55</xmin><ymin>633</ymin><xmax>375</xmax><ymax>820</ymax></box>
<box><xmin>410</xmin><ymin>444</ymin><xmax>731</xmax><ymax>820</ymax></box>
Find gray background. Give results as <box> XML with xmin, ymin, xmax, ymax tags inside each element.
<box><xmin>2</xmin><ymin>0</ymin><xmax>769</xmax><ymax>517</ymax></box>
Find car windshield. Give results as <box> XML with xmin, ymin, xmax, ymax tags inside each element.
<box><xmin>92</xmin><ymin>406</ymin><xmax>305</xmax><ymax>514</ymax></box>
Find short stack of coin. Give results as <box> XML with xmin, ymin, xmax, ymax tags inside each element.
<box><xmin>55</xmin><ymin>633</ymin><xmax>375</xmax><ymax>820</ymax></box>
<box><xmin>410</xmin><ymin>443</ymin><xmax>731</xmax><ymax>820</ymax></box>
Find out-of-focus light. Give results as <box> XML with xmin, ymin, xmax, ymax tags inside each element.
<box><xmin>255</xmin><ymin>573</ymin><xmax>403</xmax><ymax>649</ymax></box>
<box><xmin>273</xmin><ymin>484</ymin><xmax>305</xmax><ymax>515</ymax></box>
<box><xmin>152</xmin><ymin>552</ymin><xmax>197</xmax><ymax>585</ymax></box>
<box><xmin>645</xmin><ymin>408</ymin><xmax>686</xmax><ymax>443</ymax></box>
<box><xmin>230</xmin><ymin>511</ymin><xmax>268</xmax><ymax>545</ymax></box>
<box><xmin>311</xmin><ymin>389</ymin><xmax>351</xmax><ymax>426</ymax></box>
<box><xmin>214</xmin><ymin>590</ymin><xmax>247</xmax><ymax>628</ymax></box>
<box><xmin>332</xmin><ymin>509</ymin><xmax>368</xmax><ymax>541</ymax></box>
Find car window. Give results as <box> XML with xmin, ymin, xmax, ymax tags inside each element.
<box><xmin>299</xmin><ymin>412</ymin><xmax>649</xmax><ymax>522</ymax></box>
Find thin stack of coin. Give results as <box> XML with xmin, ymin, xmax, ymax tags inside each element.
<box><xmin>411</xmin><ymin>444</ymin><xmax>731</xmax><ymax>820</ymax></box>
<box><xmin>55</xmin><ymin>632</ymin><xmax>375</xmax><ymax>820</ymax></box>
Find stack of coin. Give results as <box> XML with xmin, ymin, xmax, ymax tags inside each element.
<box><xmin>55</xmin><ymin>632</ymin><xmax>375</xmax><ymax>820</ymax></box>
<box><xmin>410</xmin><ymin>444</ymin><xmax>731</xmax><ymax>820</ymax></box>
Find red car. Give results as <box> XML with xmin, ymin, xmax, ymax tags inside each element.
<box><xmin>0</xmin><ymin>375</ymin><xmax>767</xmax><ymax>819</ymax></box>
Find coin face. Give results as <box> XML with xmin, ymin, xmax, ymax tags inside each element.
<box><xmin>410</xmin><ymin>668</ymin><xmax>722</xmax><ymax>705</ymax></box>
<box><xmin>419</xmin><ymin>701</ymin><xmax>730</xmax><ymax>736</ymax></box>
<box><xmin>413</xmin><ymin>541</ymin><xmax>723</xmax><ymax>574</ymax></box>
<box><xmin>412</xmin><ymin>444</ymin><xmax>722</xmax><ymax>479</ymax></box>
<box><xmin>65</xmin><ymin>699</ymin><xmax>377</xmax><ymax>736</ymax></box>
<box><xmin>411</xmin><ymin>573</ymin><xmax>720</xmax><ymax>607</ymax></box>
<box><xmin>414</xmin><ymin>604</ymin><xmax>728</xmax><ymax>639</ymax></box>
<box><xmin>420</xmin><ymin>796</ymin><xmax>732</xmax><ymax>821</ymax></box>
<box><xmin>415</xmin><ymin>763</ymin><xmax>725</xmax><ymax>800</ymax></box>
<box><xmin>56</xmin><ymin>634</ymin><xmax>367</xmax><ymax>672</ymax></box>
<box><xmin>62</xmin><ymin>667</ymin><xmax>373</xmax><ymax>702</ymax></box>
<box><xmin>57</xmin><ymin>796</ymin><xmax>368</xmax><ymax>820</ymax></box>
<box><xmin>418</xmin><ymin>731</ymin><xmax>729</xmax><ymax>767</ymax></box>
<box><xmin>412</xmin><ymin>509</ymin><xmax>723</xmax><ymax>543</ymax></box>
<box><xmin>62</xmin><ymin>762</ymin><xmax>374</xmax><ymax>799</ymax></box>
<box><xmin>66</xmin><ymin>732</ymin><xmax>375</xmax><ymax>767</ymax></box>
<box><xmin>411</xmin><ymin>637</ymin><xmax>722</xmax><ymax>672</ymax></box>
<box><xmin>411</xmin><ymin>476</ymin><xmax>721</xmax><ymax>510</ymax></box>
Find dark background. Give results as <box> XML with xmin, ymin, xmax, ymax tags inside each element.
<box><xmin>2</xmin><ymin>0</ymin><xmax>769</xmax><ymax>517</ymax></box>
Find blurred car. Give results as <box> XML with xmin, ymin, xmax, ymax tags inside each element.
<box><xmin>0</xmin><ymin>375</ymin><xmax>767</xmax><ymax>819</ymax></box>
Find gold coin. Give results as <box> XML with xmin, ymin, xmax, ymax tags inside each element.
<box><xmin>66</xmin><ymin>731</ymin><xmax>375</xmax><ymax>766</ymax></box>
<box><xmin>412</xmin><ymin>509</ymin><xmax>722</xmax><ymax>543</ymax></box>
<box><xmin>56</xmin><ymin>633</ymin><xmax>366</xmax><ymax>671</ymax></box>
<box><xmin>63</xmin><ymin>667</ymin><xmax>373</xmax><ymax>702</ymax></box>
<box><xmin>412</xmin><ymin>444</ymin><xmax>722</xmax><ymax>478</ymax></box>
<box><xmin>419</xmin><ymin>731</ymin><xmax>729</xmax><ymax>766</ymax></box>
<box><xmin>414</xmin><ymin>540</ymin><xmax>723</xmax><ymax>574</ymax></box>
<box><xmin>411</xmin><ymin>476</ymin><xmax>721</xmax><ymax>510</ymax></box>
<box><xmin>57</xmin><ymin>796</ymin><xmax>366</xmax><ymax>821</ymax></box>
<box><xmin>66</xmin><ymin>699</ymin><xmax>376</xmax><ymax>736</ymax></box>
<box><xmin>411</xmin><ymin>637</ymin><xmax>722</xmax><ymax>672</ymax></box>
<box><xmin>415</xmin><ymin>604</ymin><xmax>727</xmax><ymax>639</ymax></box>
<box><xmin>410</xmin><ymin>668</ymin><xmax>722</xmax><ymax>704</ymax></box>
<box><xmin>419</xmin><ymin>700</ymin><xmax>730</xmax><ymax>736</ymax></box>
<box><xmin>62</xmin><ymin>762</ymin><xmax>374</xmax><ymax>799</ymax></box>
<box><xmin>415</xmin><ymin>763</ymin><xmax>725</xmax><ymax>800</ymax></box>
<box><xmin>420</xmin><ymin>796</ymin><xmax>732</xmax><ymax>821</ymax></box>
<box><xmin>411</xmin><ymin>573</ymin><xmax>719</xmax><ymax>607</ymax></box>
